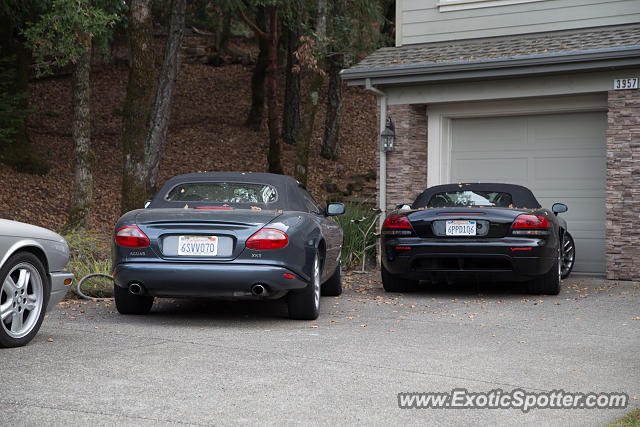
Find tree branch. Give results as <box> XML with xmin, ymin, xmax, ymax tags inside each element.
<box><xmin>238</xmin><ymin>8</ymin><xmax>269</xmax><ymax>40</ymax></box>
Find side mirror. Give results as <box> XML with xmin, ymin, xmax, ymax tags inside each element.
<box><xmin>144</xmin><ymin>200</ymin><xmax>151</xmax><ymax>208</ymax></box>
<box><xmin>396</xmin><ymin>204</ymin><xmax>411</xmax><ymax>210</ymax></box>
<box><xmin>552</xmin><ymin>203</ymin><xmax>568</xmax><ymax>215</ymax></box>
<box><xmin>326</xmin><ymin>202</ymin><xmax>346</xmax><ymax>216</ymax></box>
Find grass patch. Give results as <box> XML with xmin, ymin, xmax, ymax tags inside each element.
<box><xmin>608</xmin><ymin>408</ymin><xmax>640</xmax><ymax>427</ymax></box>
<box><xmin>62</xmin><ymin>230</ymin><xmax>113</xmax><ymax>298</ymax></box>
<box><xmin>333</xmin><ymin>201</ymin><xmax>380</xmax><ymax>269</ymax></box>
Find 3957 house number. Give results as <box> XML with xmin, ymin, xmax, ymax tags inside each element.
<box><xmin>613</xmin><ymin>78</ymin><xmax>638</xmax><ymax>90</ymax></box>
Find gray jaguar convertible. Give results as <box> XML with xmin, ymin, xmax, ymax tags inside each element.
<box><xmin>0</xmin><ymin>220</ymin><xmax>73</xmax><ymax>347</ymax></box>
<box><xmin>112</xmin><ymin>172</ymin><xmax>345</xmax><ymax>320</ymax></box>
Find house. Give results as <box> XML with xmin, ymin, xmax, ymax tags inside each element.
<box><xmin>341</xmin><ymin>0</ymin><xmax>640</xmax><ymax>280</ymax></box>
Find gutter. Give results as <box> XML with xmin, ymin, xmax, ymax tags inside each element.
<box><xmin>364</xmin><ymin>78</ymin><xmax>387</xmax><ymax>231</ymax></box>
<box><xmin>342</xmin><ymin>45</ymin><xmax>640</xmax><ymax>86</ymax></box>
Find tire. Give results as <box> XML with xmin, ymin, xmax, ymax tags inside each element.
<box><xmin>527</xmin><ymin>248</ymin><xmax>561</xmax><ymax>295</ymax></box>
<box><xmin>561</xmin><ymin>232</ymin><xmax>575</xmax><ymax>280</ymax></box>
<box><xmin>0</xmin><ymin>252</ymin><xmax>50</xmax><ymax>348</ymax></box>
<box><xmin>287</xmin><ymin>253</ymin><xmax>321</xmax><ymax>320</ymax></box>
<box><xmin>381</xmin><ymin>263</ymin><xmax>418</xmax><ymax>292</ymax></box>
<box><xmin>321</xmin><ymin>259</ymin><xmax>342</xmax><ymax>296</ymax></box>
<box><xmin>114</xmin><ymin>284</ymin><xmax>154</xmax><ymax>315</ymax></box>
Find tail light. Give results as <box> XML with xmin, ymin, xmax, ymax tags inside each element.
<box><xmin>246</xmin><ymin>228</ymin><xmax>289</xmax><ymax>250</ymax></box>
<box><xmin>511</xmin><ymin>214</ymin><xmax>551</xmax><ymax>236</ymax></box>
<box><xmin>382</xmin><ymin>214</ymin><xmax>414</xmax><ymax>236</ymax></box>
<box><xmin>115</xmin><ymin>226</ymin><xmax>150</xmax><ymax>247</ymax></box>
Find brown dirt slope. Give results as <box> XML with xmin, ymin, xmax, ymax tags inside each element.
<box><xmin>0</xmin><ymin>36</ymin><xmax>377</xmax><ymax>232</ymax></box>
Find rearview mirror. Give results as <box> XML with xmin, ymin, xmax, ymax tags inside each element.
<box><xmin>144</xmin><ymin>200</ymin><xmax>151</xmax><ymax>208</ymax></box>
<box><xmin>552</xmin><ymin>203</ymin><xmax>568</xmax><ymax>215</ymax></box>
<box><xmin>396</xmin><ymin>204</ymin><xmax>411</xmax><ymax>210</ymax></box>
<box><xmin>326</xmin><ymin>203</ymin><xmax>345</xmax><ymax>216</ymax></box>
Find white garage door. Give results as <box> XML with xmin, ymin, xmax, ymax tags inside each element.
<box><xmin>450</xmin><ymin>112</ymin><xmax>606</xmax><ymax>274</ymax></box>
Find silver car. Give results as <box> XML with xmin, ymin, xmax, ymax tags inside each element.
<box><xmin>0</xmin><ymin>219</ymin><xmax>73</xmax><ymax>348</ymax></box>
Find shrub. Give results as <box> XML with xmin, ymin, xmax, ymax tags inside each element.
<box><xmin>63</xmin><ymin>230</ymin><xmax>113</xmax><ymax>298</ymax></box>
<box><xmin>333</xmin><ymin>202</ymin><xmax>380</xmax><ymax>269</ymax></box>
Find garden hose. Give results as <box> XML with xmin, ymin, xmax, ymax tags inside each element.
<box><xmin>76</xmin><ymin>273</ymin><xmax>114</xmax><ymax>301</ymax></box>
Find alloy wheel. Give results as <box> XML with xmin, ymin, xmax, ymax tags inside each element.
<box><xmin>0</xmin><ymin>263</ymin><xmax>44</xmax><ymax>339</ymax></box>
<box><xmin>561</xmin><ymin>234</ymin><xmax>575</xmax><ymax>278</ymax></box>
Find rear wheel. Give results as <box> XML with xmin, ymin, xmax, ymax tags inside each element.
<box><xmin>321</xmin><ymin>259</ymin><xmax>342</xmax><ymax>296</ymax></box>
<box><xmin>381</xmin><ymin>263</ymin><xmax>418</xmax><ymax>292</ymax></box>
<box><xmin>527</xmin><ymin>249</ymin><xmax>561</xmax><ymax>295</ymax></box>
<box><xmin>114</xmin><ymin>285</ymin><xmax>154</xmax><ymax>315</ymax></box>
<box><xmin>561</xmin><ymin>232</ymin><xmax>575</xmax><ymax>280</ymax></box>
<box><xmin>288</xmin><ymin>254</ymin><xmax>321</xmax><ymax>320</ymax></box>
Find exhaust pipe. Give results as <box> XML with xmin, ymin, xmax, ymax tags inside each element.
<box><xmin>129</xmin><ymin>283</ymin><xmax>144</xmax><ymax>295</ymax></box>
<box><xmin>251</xmin><ymin>284</ymin><xmax>266</xmax><ymax>296</ymax></box>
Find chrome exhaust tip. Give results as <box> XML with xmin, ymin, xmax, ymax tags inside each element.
<box><xmin>251</xmin><ymin>284</ymin><xmax>266</xmax><ymax>296</ymax></box>
<box><xmin>129</xmin><ymin>283</ymin><xmax>144</xmax><ymax>295</ymax></box>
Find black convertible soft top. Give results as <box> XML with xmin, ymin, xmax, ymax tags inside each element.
<box><xmin>412</xmin><ymin>183</ymin><xmax>541</xmax><ymax>209</ymax></box>
<box><xmin>150</xmin><ymin>172</ymin><xmax>308</xmax><ymax>211</ymax></box>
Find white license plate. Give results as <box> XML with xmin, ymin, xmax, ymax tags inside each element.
<box><xmin>446</xmin><ymin>220</ymin><xmax>476</xmax><ymax>236</ymax></box>
<box><xmin>178</xmin><ymin>235</ymin><xmax>218</xmax><ymax>256</ymax></box>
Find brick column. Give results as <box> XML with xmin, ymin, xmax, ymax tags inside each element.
<box><xmin>606</xmin><ymin>90</ymin><xmax>640</xmax><ymax>280</ymax></box>
<box><xmin>377</xmin><ymin>104</ymin><xmax>428</xmax><ymax>211</ymax></box>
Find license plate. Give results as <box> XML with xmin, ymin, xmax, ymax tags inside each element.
<box><xmin>178</xmin><ymin>235</ymin><xmax>218</xmax><ymax>256</ymax></box>
<box><xmin>446</xmin><ymin>220</ymin><xmax>476</xmax><ymax>236</ymax></box>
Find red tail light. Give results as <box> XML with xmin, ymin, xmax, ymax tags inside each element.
<box><xmin>115</xmin><ymin>226</ymin><xmax>150</xmax><ymax>247</ymax></box>
<box><xmin>246</xmin><ymin>228</ymin><xmax>289</xmax><ymax>250</ymax></box>
<box><xmin>511</xmin><ymin>214</ymin><xmax>551</xmax><ymax>236</ymax></box>
<box><xmin>382</xmin><ymin>214</ymin><xmax>414</xmax><ymax>236</ymax></box>
<box><xmin>382</xmin><ymin>214</ymin><xmax>412</xmax><ymax>229</ymax></box>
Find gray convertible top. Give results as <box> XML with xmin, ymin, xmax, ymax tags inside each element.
<box><xmin>412</xmin><ymin>183</ymin><xmax>541</xmax><ymax>209</ymax></box>
<box><xmin>150</xmin><ymin>172</ymin><xmax>308</xmax><ymax>211</ymax></box>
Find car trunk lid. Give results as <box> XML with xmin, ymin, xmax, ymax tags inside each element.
<box><xmin>406</xmin><ymin>207</ymin><xmax>527</xmax><ymax>238</ymax></box>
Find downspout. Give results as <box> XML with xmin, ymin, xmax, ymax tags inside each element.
<box><xmin>365</xmin><ymin>78</ymin><xmax>387</xmax><ymax>227</ymax></box>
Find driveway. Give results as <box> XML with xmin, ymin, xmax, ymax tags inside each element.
<box><xmin>1</xmin><ymin>272</ymin><xmax>638</xmax><ymax>426</ymax></box>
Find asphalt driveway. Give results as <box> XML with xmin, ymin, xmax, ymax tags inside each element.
<box><xmin>1</xmin><ymin>272</ymin><xmax>638</xmax><ymax>426</ymax></box>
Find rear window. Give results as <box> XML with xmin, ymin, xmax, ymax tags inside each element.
<box><xmin>427</xmin><ymin>191</ymin><xmax>513</xmax><ymax>208</ymax></box>
<box><xmin>166</xmin><ymin>182</ymin><xmax>277</xmax><ymax>204</ymax></box>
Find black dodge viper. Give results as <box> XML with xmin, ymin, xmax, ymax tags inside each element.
<box><xmin>380</xmin><ymin>183</ymin><xmax>575</xmax><ymax>295</ymax></box>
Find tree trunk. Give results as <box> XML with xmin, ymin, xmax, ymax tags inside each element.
<box><xmin>64</xmin><ymin>42</ymin><xmax>93</xmax><ymax>231</ymax></box>
<box><xmin>245</xmin><ymin>7</ymin><xmax>268</xmax><ymax>131</ymax></box>
<box><xmin>219</xmin><ymin>8</ymin><xmax>231</xmax><ymax>54</ymax></box>
<box><xmin>121</xmin><ymin>0</ymin><xmax>155</xmax><ymax>214</ymax></box>
<box><xmin>144</xmin><ymin>0</ymin><xmax>186</xmax><ymax>195</ymax></box>
<box><xmin>294</xmin><ymin>73</ymin><xmax>323</xmax><ymax>186</ymax></box>
<box><xmin>321</xmin><ymin>0</ymin><xmax>346</xmax><ymax>160</ymax></box>
<box><xmin>281</xmin><ymin>24</ymin><xmax>300</xmax><ymax>146</ymax></box>
<box><xmin>264</xmin><ymin>6</ymin><xmax>283</xmax><ymax>174</ymax></box>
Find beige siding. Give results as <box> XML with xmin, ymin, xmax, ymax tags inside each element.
<box><xmin>399</xmin><ymin>0</ymin><xmax>640</xmax><ymax>45</ymax></box>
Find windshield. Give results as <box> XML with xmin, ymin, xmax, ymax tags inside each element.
<box><xmin>427</xmin><ymin>191</ymin><xmax>513</xmax><ymax>208</ymax></box>
<box><xmin>166</xmin><ymin>182</ymin><xmax>278</xmax><ymax>204</ymax></box>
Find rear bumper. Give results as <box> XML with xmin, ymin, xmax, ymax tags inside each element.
<box><xmin>382</xmin><ymin>237</ymin><xmax>557</xmax><ymax>282</ymax></box>
<box><xmin>47</xmin><ymin>271</ymin><xmax>74</xmax><ymax>311</ymax></box>
<box><xmin>113</xmin><ymin>262</ymin><xmax>308</xmax><ymax>297</ymax></box>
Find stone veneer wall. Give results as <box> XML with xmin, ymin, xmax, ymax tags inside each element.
<box><xmin>376</xmin><ymin>104</ymin><xmax>428</xmax><ymax>212</ymax></box>
<box><xmin>606</xmin><ymin>89</ymin><xmax>640</xmax><ymax>281</ymax></box>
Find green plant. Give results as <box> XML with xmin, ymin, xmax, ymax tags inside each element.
<box><xmin>607</xmin><ymin>408</ymin><xmax>640</xmax><ymax>427</ymax></box>
<box><xmin>334</xmin><ymin>201</ymin><xmax>380</xmax><ymax>269</ymax></box>
<box><xmin>62</xmin><ymin>230</ymin><xmax>113</xmax><ymax>298</ymax></box>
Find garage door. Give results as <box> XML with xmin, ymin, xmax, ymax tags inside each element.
<box><xmin>450</xmin><ymin>112</ymin><xmax>606</xmax><ymax>274</ymax></box>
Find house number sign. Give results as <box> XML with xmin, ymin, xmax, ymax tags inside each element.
<box><xmin>613</xmin><ymin>78</ymin><xmax>638</xmax><ymax>90</ymax></box>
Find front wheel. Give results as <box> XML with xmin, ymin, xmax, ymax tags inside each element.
<box><xmin>561</xmin><ymin>232</ymin><xmax>575</xmax><ymax>280</ymax></box>
<box><xmin>0</xmin><ymin>252</ymin><xmax>49</xmax><ymax>348</ymax></box>
<box><xmin>288</xmin><ymin>254</ymin><xmax>321</xmax><ymax>320</ymax></box>
<box><xmin>321</xmin><ymin>259</ymin><xmax>342</xmax><ymax>296</ymax></box>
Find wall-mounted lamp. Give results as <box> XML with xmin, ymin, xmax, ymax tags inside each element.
<box><xmin>381</xmin><ymin>116</ymin><xmax>395</xmax><ymax>152</ymax></box>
